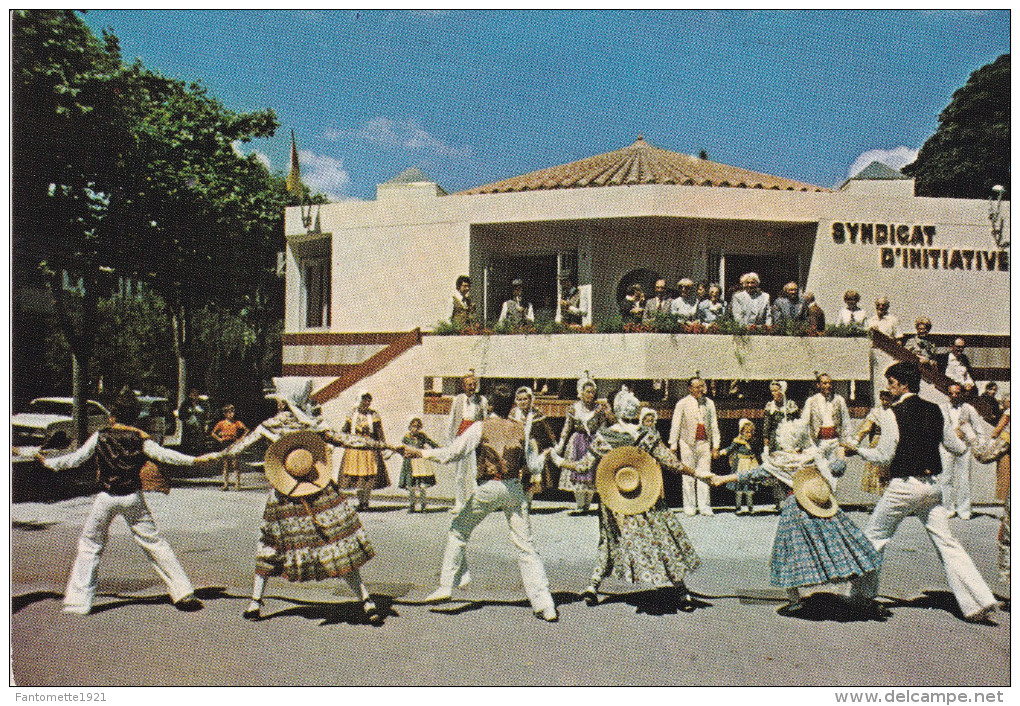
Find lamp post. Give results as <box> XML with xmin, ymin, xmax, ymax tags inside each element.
<box><xmin>989</xmin><ymin>184</ymin><xmax>1008</xmax><ymax>248</ymax></box>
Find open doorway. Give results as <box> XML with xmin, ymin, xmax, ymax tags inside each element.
<box><xmin>486</xmin><ymin>254</ymin><xmax>559</xmax><ymax>324</ymax></box>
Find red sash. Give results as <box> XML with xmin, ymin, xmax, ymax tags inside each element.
<box><xmin>695</xmin><ymin>424</ymin><xmax>707</xmax><ymax>441</ymax></box>
<box><xmin>818</xmin><ymin>426</ymin><xmax>837</xmax><ymax>440</ymax></box>
<box><xmin>457</xmin><ymin>420</ymin><xmax>474</xmax><ymax>436</ymax></box>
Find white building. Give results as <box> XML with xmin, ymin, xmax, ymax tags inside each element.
<box><xmin>280</xmin><ymin>137</ymin><xmax>1010</xmax><ymax>504</ymax></box>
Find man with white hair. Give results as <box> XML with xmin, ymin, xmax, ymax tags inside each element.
<box><xmin>867</xmin><ymin>296</ymin><xmax>901</xmax><ymax>340</ymax></box>
<box><xmin>730</xmin><ymin>272</ymin><xmax>771</xmax><ymax>327</ymax></box>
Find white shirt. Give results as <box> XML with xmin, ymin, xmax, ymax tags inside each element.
<box><xmin>868</xmin><ymin>313</ymin><xmax>901</xmax><ymax>339</ymax></box>
<box><xmin>422</xmin><ymin>419</ymin><xmax>546</xmax><ymax>478</ymax></box>
<box><xmin>836</xmin><ymin>307</ymin><xmax>868</xmax><ymax>327</ymax></box>
<box><xmin>852</xmin><ymin>393</ymin><xmax>968</xmax><ymax>466</ymax></box>
<box><xmin>668</xmin><ymin>395</ymin><xmax>721</xmax><ymax>452</ymax></box>
<box><xmin>41</xmin><ymin>431</ymin><xmax>202</xmax><ymax>471</ymax></box>
<box><xmin>943</xmin><ymin>401</ymin><xmax>979</xmax><ymax>447</ymax></box>
<box><xmin>669</xmin><ymin>295</ymin><xmax>699</xmax><ymax>320</ymax></box>
<box><xmin>945</xmin><ymin>352</ymin><xmax>975</xmax><ymax>387</ymax></box>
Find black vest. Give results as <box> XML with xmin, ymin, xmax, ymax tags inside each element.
<box><xmin>888</xmin><ymin>395</ymin><xmax>945</xmax><ymax>479</ymax></box>
<box><xmin>96</xmin><ymin>427</ymin><xmax>147</xmax><ymax>494</ymax></box>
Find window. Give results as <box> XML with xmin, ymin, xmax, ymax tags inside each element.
<box><xmin>301</xmin><ymin>257</ymin><xmax>331</xmax><ymax>329</ymax></box>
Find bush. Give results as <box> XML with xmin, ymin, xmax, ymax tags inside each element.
<box><xmin>824</xmin><ymin>324</ymin><xmax>870</xmax><ymax>338</ymax></box>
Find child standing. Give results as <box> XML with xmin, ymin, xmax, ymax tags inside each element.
<box><xmin>398</xmin><ymin>417</ymin><xmax>438</xmax><ymax>512</ymax></box>
<box><xmin>720</xmin><ymin>418</ymin><xmax>760</xmax><ymax>514</ymax></box>
<box><xmin>211</xmin><ymin>404</ymin><xmax>248</xmax><ymax>491</ymax></box>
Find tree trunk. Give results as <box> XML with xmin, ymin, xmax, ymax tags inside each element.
<box><xmin>45</xmin><ymin>268</ymin><xmax>98</xmax><ymax>446</ymax></box>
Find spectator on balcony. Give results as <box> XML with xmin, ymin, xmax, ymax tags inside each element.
<box><xmin>772</xmin><ymin>281</ymin><xmax>806</xmax><ymax>329</ymax></box>
<box><xmin>451</xmin><ymin>275</ymin><xmax>475</xmax><ymax>327</ymax></box>
<box><xmin>642</xmin><ymin>278</ymin><xmax>672</xmax><ymax>325</ymax></box>
<box><xmin>697</xmin><ymin>283</ymin><xmax>727</xmax><ymax>325</ymax></box>
<box><xmin>670</xmin><ymin>278</ymin><xmax>699</xmax><ymax>323</ymax></box>
<box><xmin>497</xmin><ymin>278</ymin><xmax>535</xmax><ymax>328</ymax></box>
<box><xmin>905</xmin><ymin>317</ymin><xmax>937</xmax><ymax>369</ymax></box>
<box><xmin>619</xmin><ymin>283</ymin><xmax>645</xmax><ymax>326</ymax></box>
<box><xmin>867</xmin><ymin>296</ymin><xmax>902</xmax><ymax>341</ymax></box>
<box><xmin>696</xmin><ymin>280</ymin><xmax>710</xmax><ymax>304</ymax></box>
<box><xmin>559</xmin><ymin>272</ymin><xmax>585</xmax><ymax>326</ymax></box>
<box><xmin>939</xmin><ymin>338</ymin><xmax>976</xmax><ymax>394</ymax></box>
<box><xmin>731</xmin><ymin>272</ymin><xmax>772</xmax><ymax>327</ymax></box>
<box><xmin>835</xmin><ymin>290</ymin><xmax>868</xmax><ymax>329</ymax></box>
<box><xmin>802</xmin><ymin>291</ymin><xmax>825</xmax><ymax>334</ymax></box>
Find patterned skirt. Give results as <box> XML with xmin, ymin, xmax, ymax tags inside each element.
<box><xmin>398</xmin><ymin>458</ymin><xmax>437</xmax><ymax>488</ymax></box>
<box><xmin>255</xmin><ymin>484</ymin><xmax>375</xmax><ymax>581</ymax></box>
<box><xmin>337</xmin><ymin>448</ymin><xmax>390</xmax><ymax>490</ymax></box>
<box><xmin>592</xmin><ymin>500</ymin><xmax>701</xmax><ymax>587</ymax></box>
<box><xmin>559</xmin><ymin>431</ymin><xmax>595</xmax><ymax>491</ymax></box>
<box><xmin>770</xmin><ymin>495</ymin><xmax>880</xmax><ymax>588</ymax></box>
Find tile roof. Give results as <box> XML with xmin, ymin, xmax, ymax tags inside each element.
<box><xmin>458</xmin><ymin>136</ymin><xmax>828</xmax><ymax>195</ymax></box>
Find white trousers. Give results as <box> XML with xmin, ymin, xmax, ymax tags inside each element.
<box><xmin>680</xmin><ymin>440</ymin><xmax>713</xmax><ymax>515</ymax></box>
<box><xmin>939</xmin><ymin>449</ymin><xmax>973</xmax><ymax>519</ymax></box>
<box><xmin>438</xmin><ymin>479</ymin><xmax>555</xmax><ymax>613</ymax></box>
<box><xmin>64</xmin><ymin>491</ymin><xmax>195</xmax><ymax>612</ymax></box>
<box><xmin>452</xmin><ymin>453</ymin><xmax>478</xmax><ymax>512</ymax></box>
<box><xmin>851</xmin><ymin>476</ymin><xmax>995</xmax><ymax>618</ymax></box>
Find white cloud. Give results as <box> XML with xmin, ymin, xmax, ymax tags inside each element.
<box><xmin>848</xmin><ymin>146</ymin><xmax>918</xmax><ymax>178</ymax></box>
<box><xmin>252</xmin><ymin>150</ymin><xmax>272</xmax><ymax>171</ymax></box>
<box><xmin>299</xmin><ymin>149</ymin><xmax>352</xmax><ymax>202</ymax></box>
<box><xmin>326</xmin><ymin>117</ymin><xmax>469</xmax><ymax>158</ymax></box>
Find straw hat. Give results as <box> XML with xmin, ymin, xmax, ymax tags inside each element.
<box><xmin>264</xmin><ymin>431</ymin><xmax>331</xmax><ymax>497</ymax></box>
<box><xmin>595</xmin><ymin>446</ymin><xmax>663</xmax><ymax>515</ymax></box>
<box><xmin>793</xmin><ymin>466</ymin><xmax>838</xmax><ymax>518</ymax></box>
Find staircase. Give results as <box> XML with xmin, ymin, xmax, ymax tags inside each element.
<box><xmin>309</xmin><ymin>329</ymin><xmax>422</xmax><ymax>404</ymax></box>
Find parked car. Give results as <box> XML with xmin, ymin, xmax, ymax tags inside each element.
<box><xmin>11</xmin><ymin>397</ymin><xmax>111</xmax><ymax>458</ymax></box>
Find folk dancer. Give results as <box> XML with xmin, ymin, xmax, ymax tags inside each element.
<box><xmin>398</xmin><ymin>417</ymin><xmax>438</xmax><ymax>513</ymax></box>
<box><xmin>762</xmin><ymin>381</ymin><xmax>800</xmax><ymax>511</ymax></box>
<box><xmin>669</xmin><ymin>377</ymin><xmax>721</xmax><ymax>516</ymax></box>
<box><xmin>854</xmin><ymin>390</ymin><xmax>895</xmax><ymax>495</ymax></box>
<box><xmin>556</xmin><ymin>373</ymin><xmax>613</xmax><ymax>514</ymax></box>
<box><xmin>510</xmin><ymin>386</ymin><xmax>557</xmax><ymax>509</ymax></box>
<box><xmin>405</xmin><ymin>385</ymin><xmax>558</xmax><ymax>622</ymax></box>
<box><xmin>940</xmin><ymin>382</ymin><xmax>979</xmax><ymax>519</ymax></box>
<box><xmin>551</xmin><ymin>386</ymin><xmax>706</xmax><ymax>609</ymax></box>
<box><xmin>337</xmin><ymin>390</ymin><xmax>390</xmax><ymax>510</ymax></box>
<box><xmin>844</xmin><ymin>362</ymin><xmax>998</xmax><ymax>623</ymax></box>
<box><xmin>720</xmin><ymin>419</ymin><xmax>760</xmax><ymax>514</ymax></box>
<box><xmin>801</xmin><ymin>373</ymin><xmax>852</xmax><ymax>468</ymax></box>
<box><xmin>446</xmin><ymin>371</ymin><xmax>488</xmax><ymax>513</ymax></box>
<box><xmin>225</xmin><ymin>378</ymin><xmax>385</xmax><ymax>623</ymax></box>
<box><xmin>37</xmin><ymin>388</ymin><xmax>216</xmax><ymax>615</ymax></box>
<box><xmin>713</xmin><ymin>419</ymin><xmax>880</xmax><ymax>616</ymax></box>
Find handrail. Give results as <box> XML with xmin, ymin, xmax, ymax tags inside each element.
<box><xmin>312</xmin><ymin>328</ymin><xmax>422</xmax><ymax>404</ymax></box>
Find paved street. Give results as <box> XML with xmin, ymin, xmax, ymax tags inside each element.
<box><xmin>10</xmin><ymin>481</ymin><xmax>1011</xmax><ymax>687</ymax></box>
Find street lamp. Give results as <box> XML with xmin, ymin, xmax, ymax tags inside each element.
<box><xmin>989</xmin><ymin>184</ymin><xmax>1008</xmax><ymax>248</ymax></box>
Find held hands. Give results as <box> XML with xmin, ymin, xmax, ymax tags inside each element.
<box><xmin>400</xmin><ymin>445</ymin><xmax>424</xmax><ymax>459</ymax></box>
<box><xmin>711</xmin><ymin>449</ymin><xmax>721</xmax><ymax>460</ymax></box>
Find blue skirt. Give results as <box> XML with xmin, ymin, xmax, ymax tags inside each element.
<box><xmin>770</xmin><ymin>496</ymin><xmax>880</xmax><ymax>588</ymax></box>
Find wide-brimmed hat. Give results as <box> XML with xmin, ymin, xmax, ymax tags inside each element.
<box><xmin>793</xmin><ymin>466</ymin><xmax>838</xmax><ymax>518</ymax></box>
<box><xmin>264</xmin><ymin>431</ymin><xmax>331</xmax><ymax>497</ymax></box>
<box><xmin>595</xmin><ymin>446</ymin><xmax>662</xmax><ymax>516</ymax></box>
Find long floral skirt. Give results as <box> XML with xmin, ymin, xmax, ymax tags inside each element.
<box><xmin>590</xmin><ymin>500</ymin><xmax>700</xmax><ymax>587</ymax></box>
<box><xmin>770</xmin><ymin>495</ymin><xmax>880</xmax><ymax>588</ymax></box>
<box><xmin>255</xmin><ymin>484</ymin><xmax>375</xmax><ymax>581</ymax></box>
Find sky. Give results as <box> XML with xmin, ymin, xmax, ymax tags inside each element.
<box><xmin>82</xmin><ymin>9</ymin><xmax>1011</xmax><ymax>202</ymax></box>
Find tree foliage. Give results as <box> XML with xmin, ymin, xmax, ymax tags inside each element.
<box><xmin>903</xmin><ymin>54</ymin><xmax>1010</xmax><ymax>199</ymax></box>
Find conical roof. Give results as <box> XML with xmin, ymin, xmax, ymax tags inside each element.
<box><xmin>459</xmin><ymin>137</ymin><xmax>827</xmax><ymax>195</ymax></box>
<box><xmin>851</xmin><ymin>161</ymin><xmax>910</xmax><ymax>181</ymax></box>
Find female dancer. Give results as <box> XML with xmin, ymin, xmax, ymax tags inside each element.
<box><xmin>556</xmin><ymin>373</ymin><xmax>612</xmax><ymax>514</ymax></box>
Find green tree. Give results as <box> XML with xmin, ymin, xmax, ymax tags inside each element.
<box><xmin>903</xmin><ymin>54</ymin><xmax>1010</xmax><ymax>199</ymax></box>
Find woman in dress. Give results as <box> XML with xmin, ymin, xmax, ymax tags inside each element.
<box><xmin>854</xmin><ymin>390</ymin><xmax>894</xmax><ymax>495</ymax></box>
<box><xmin>398</xmin><ymin>417</ymin><xmax>438</xmax><ymax>513</ymax></box>
<box><xmin>552</xmin><ymin>386</ymin><xmax>707</xmax><ymax>608</ymax></box>
<box><xmin>556</xmin><ymin>374</ymin><xmax>613</xmax><ymax>514</ymax></box>
<box><xmin>225</xmin><ymin>379</ymin><xmax>386</xmax><ymax>623</ymax></box>
<box><xmin>337</xmin><ymin>390</ymin><xmax>390</xmax><ymax>510</ymax></box>
<box><xmin>761</xmin><ymin>380</ymin><xmax>799</xmax><ymax>510</ymax></box>
<box><xmin>712</xmin><ymin>418</ymin><xmax>880</xmax><ymax>616</ymax></box>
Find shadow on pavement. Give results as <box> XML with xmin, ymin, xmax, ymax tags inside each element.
<box><xmin>256</xmin><ymin>594</ymin><xmax>396</xmax><ymax>626</ymax></box>
<box><xmin>888</xmin><ymin>589</ymin><xmax>965</xmax><ymax>620</ymax></box>
<box><xmin>88</xmin><ymin>586</ymin><xmax>229</xmax><ymax>615</ymax></box>
<box><xmin>600</xmin><ymin>586</ymin><xmax>711</xmax><ymax>615</ymax></box>
<box><xmin>12</xmin><ymin>591</ymin><xmax>63</xmax><ymax>614</ymax></box>
<box><xmin>769</xmin><ymin>591</ymin><xmax>876</xmax><ymax>623</ymax></box>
